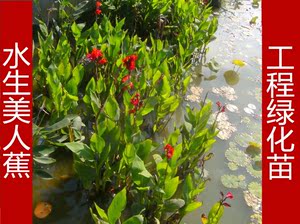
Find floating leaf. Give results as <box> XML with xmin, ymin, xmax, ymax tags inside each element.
<box><xmin>235</xmin><ymin>133</ymin><xmax>254</xmax><ymax>147</ymax></box>
<box><xmin>253</xmin><ymin>160</ymin><xmax>262</xmax><ymax>171</ymax></box>
<box><xmin>250</xmin><ymin>213</ymin><xmax>262</xmax><ymax>224</ymax></box>
<box><xmin>232</xmin><ymin>59</ymin><xmax>246</xmax><ymax>67</ymax></box>
<box><xmin>228</xmin><ymin>162</ymin><xmax>238</xmax><ymax>171</ymax></box>
<box><xmin>246</xmin><ymin>163</ymin><xmax>262</xmax><ymax>179</ymax></box>
<box><xmin>212</xmin><ymin>86</ymin><xmax>237</xmax><ymax>101</ymax></box>
<box><xmin>248</xmin><ymin>182</ymin><xmax>262</xmax><ymax>199</ymax></box>
<box><xmin>207</xmin><ymin>58</ymin><xmax>221</xmax><ymax>73</ymax></box>
<box><xmin>221</xmin><ymin>174</ymin><xmax>247</xmax><ymax>189</ymax></box>
<box><xmin>244</xmin><ymin>191</ymin><xmax>261</xmax><ymax>214</ymax></box>
<box><xmin>211</xmin><ymin>112</ymin><xmax>237</xmax><ymax>140</ymax></box>
<box><xmin>248</xmin><ymin>104</ymin><xmax>257</xmax><ymax>110</ymax></box>
<box><xmin>224</xmin><ymin>70</ymin><xmax>240</xmax><ymax>86</ymax></box>
<box><xmin>246</xmin><ymin>143</ymin><xmax>261</xmax><ymax>158</ymax></box>
<box><xmin>185</xmin><ymin>94</ymin><xmax>200</xmax><ymax>103</ymax></box>
<box><xmin>244</xmin><ymin>107</ymin><xmax>255</xmax><ymax>115</ymax></box>
<box><xmin>226</xmin><ymin>104</ymin><xmax>239</xmax><ymax>113</ymax></box>
<box><xmin>34</xmin><ymin>202</ymin><xmax>52</xmax><ymax>219</ymax></box>
<box><xmin>250</xmin><ymin>16</ymin><xmax>258</xmax><ymax>25</ymax></box>
<box><xmin>225</xmin><ymin>147</ymin><xmax>250</xmax><ymax>167</ymax></box>
<box><xmin>190</xmin><ymin>86</ymin><xmax>203</xmax><ymax>96</ymax></box>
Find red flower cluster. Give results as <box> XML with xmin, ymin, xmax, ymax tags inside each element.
<box><xmin>164</xmin><ymin>144</ymin><xmax>175</xmax><ymax>159</ymax></box>
<box><xmin>216</xmin><ymin>101</ymin><xmax>226</xmax><ymax>112</ymax></box>
<box><xmin>121</xmin><ymin>75</ymin><xmax>134</xmax><ymax>91</ymax></box>
<box><xmin>86</xmin><ymin>48</ymin><xmax>107</xmax><ymax>65</ymax></box>
<box><xmin>129</xmin><ymin>93</ymin><xmax>142</xmax><ymax>114</ymax></box>
<box><xmin>122</xmin><ymin>54</ymin><xmax>138</xmax><ymax>71</ymax></box>
<box><xmin>95</xmin><ymin>1</ymin><xmax>102</xmax><ymax>15</ymax></box>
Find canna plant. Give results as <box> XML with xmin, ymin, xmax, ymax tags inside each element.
<box><xmin>32</xmin><ymin>0</ymin><xmax>225</xmax><ymax>223</ymax></box>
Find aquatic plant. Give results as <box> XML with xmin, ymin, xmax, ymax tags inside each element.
<box><xmin>221</xmin><ymin>174</ymin><xmax>247</xmax><ymax>189</ymax></box>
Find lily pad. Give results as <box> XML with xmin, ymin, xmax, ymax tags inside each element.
<box><xmin>244</xmin><ymin>107</ymin><xmax>254</xmax><ymax>115</ymax></box>
<box><xmin>226</xmin><ymin>104</ymin><xmax>239</xmax><ymax>113</ymax></box>
<box><xmin>250</xmin><ymin>213</ymin><xmax>262</xmax><ymax>224</ymax></box>
<box><xmin>34</xmin><ymin>202</ymin><xmax>52</xmax><ymax>219</ymax></box>
<box><xmin>221</xmin><ymin>174</ymin><xmax>247</xmax><ymax>189</ymax></box>
<box><xmin>248</xmin><ymin>104</ymin><xmax>256</xmax><ymax>110</ymax></box>
<box><xmin>228</xmin><ymin>162</ymin><xmax>238</xmax><ymax>171</ymax></box>
<box><xmin>246</xmin><ymin>142</ymin><xmax>261</xmax><ymax>157</ymax></box>
<box><xmin>190</xmin><ymin>86</ymin><xmax>203</xmax><ymax>96</ymax></box>
<box><xmin>212</xmin><ymin>86</ymin><xmax>238</xmax><ymax>101</ymax></box>
<box><xmin>235</xmin><ymin>133</ymin><xmax>254</xmax><ymax>147</ymax></box>
<box><xmin>206</xmin><ymin>58</ymin><xmax>221</xmax><ymax>73</ymax></box>
<box><xmin>211</xmin><ymin>112</ymin><xmax>237</xmax><ymax>140</ymax></box>
<box><xmin>246</xmin><ymin>163</ymin><xmax>262</xmax><ymax>179</ymax></box>
<box><xmin>244</xmin><ymin>191</ymin><xmax>261</xmax><ymax>214</ymax></box>
<box><xmin>248</xmin><ymin>182</ymin><xmax>262</xmax><ymax>199</ymax></box>
<box><xmin>185</xmin><ymin>94</ymin><xmax>200</xmax><ymax>103</ymax></box>
<box><xmin>253</xmin><ymin>160</ymin><xmax>262</xmax><ymax>171</ymax></box>
<box><xmin>224</xmin><ymin>70</ymin><xmax>240</xmax><ymax>86</ymax></box>
<box><xmin>225</xmin><ymin>147</ymin><xmax>251</xmax><ymax>167</ymax></box>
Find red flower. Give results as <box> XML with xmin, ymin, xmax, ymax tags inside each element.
<box><xmin>87</xmin><ymin>48</ymin><xmax>103</xmax><ymax>61</ymax></box>
<box><xmin>129</xmin><ymin>93</ymin><xmax>142</xmax><ymax>113</ymax></box>
<box><xmin>98</xmin><ymin>58</ymin><xmax>107</xmax><ymax>65</ymax></box>
<box><xmin>96</xmin><ymin>9</ymin><xmax>102</xmax><ymax>15</ymax></box>
<box><xmin>96</xmin><ymin>1</ymin><xmax>102</xmax><ymax>7</ymax></box>
<box><xmin>128</xmin><ymin>82</ymin><xmax>134</xmax><ymax>89</ymax></box>
<box><xmin>122</xmin><ymin>75</ymin><xmax>131</xmax><ymax>83</ymax></box>
<box><xmin>216</xmin><ymin>101</ymin><xmax>221</xmax><ymax>108</ymax></box>
<box><xmin>164</xmin><ymin>144</ymin><xmax>175</xmax><ymax>159</ymax></box>
<box><xmin>225</xmin><ymin>192</ymin><xmax>234</xmax><ymax>199</ymax></box>
<box><xmin>130</xmin><ymin>97</ymin><xmax>140</xmax><ymax>107</ymax></box>
<box><xmin>123</xmin><ymin>54</ymin><xmax>138</xmax><ymax>71</ymax></box>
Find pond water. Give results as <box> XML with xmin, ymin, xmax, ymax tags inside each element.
<box><xmin>184</xmin><ymin>0</ymin><xmax>262</xmax><ymax>223</ymax></box>
<box><xmin>33</xmin><ymin>0</ymin><xmax>262</xmax><ymax>223</ymax></box>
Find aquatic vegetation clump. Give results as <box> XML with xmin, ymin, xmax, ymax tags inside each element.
<box><xmin>221</xmin><ymin>174</ymin><xmax>247</xmax><ymax>189</ymax></box>
<box><xmin>225</xmin><ymin>147</ymin><xmax>251</xmax><ymax>167</ymax></box>
<box><xmin>212</xmin><ymin>86</ymin><xmax>238</xmax><ymax>101</ymax></box>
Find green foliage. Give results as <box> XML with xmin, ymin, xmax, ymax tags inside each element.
<box><xmin>33</xmin><ymin>0</ymin><xmax>223</xmax><ymax>223</ymax></box>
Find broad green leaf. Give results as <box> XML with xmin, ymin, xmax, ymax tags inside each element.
<box><xmin>208</xmin><ymin>202</ymin><xmax>224</xmax><ymax>224</ymax></box>
<box><xmin>123</xmin><ymin>215</ymin><xmax>144</xmax><ymax>224</ymax></box>
<box><xmin>104</xmin><ymin>95</ymin><xmax>120</xmax><ymax>120</ymax></box>
<box><xmin>184</xmin><ymin>201</ymin><xmax>203</xmax><ymax>213</ymax></box>
<box><xmin>108</xmin><ymin>188</ymin><xmax>127</xmax><ymax>224</ymax></box>
<box><xmin>94</xmin><ymin>203</ymin><xmax>109</xmax><ymax>222</ymax></box>
<box><xmin>33</xmin><ymin>156</ymin><xmax>56</xmax><ymax>165</ymax></box>
<box><xmin>164</xmin><ymin>176</ymin><xmax>179</xmax><ymax>199</ymax></box>
<box><xmin>64</xmin><ymin>142</ymin><xmax>94</xmax><ymax>162</ymax></box>
<box><xmin>164</xmin><ymin>199</ymin><xmax>185</xmax><ymax>212</ymax></box>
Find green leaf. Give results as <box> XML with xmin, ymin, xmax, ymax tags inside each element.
<box><xmin>64</xmin><ymin>142</ymin><xmax>94</xmax><ymax>162</ymax></box>
<box><xmin>34</xmin><ymin>145</ymin><xmax>55</xmax><ymax>156</ymax></box>
<box><xmin>184</xmin><ymin>201</ymin><xmax>203</xmax><ymax>213</ymax></box>
<box><xmin>104</xmin><ymin>95</ymin><xmax>120</xmax><ymax>120</ymax></box>
<box><xmin>33</xmin><ymin>156</ymin><xmax>56</xmax><ymax>165</ymax></box>
<box><xmin>164</xmin><ymin>199</ymin><xmax>185</xmax><ymax>212</ymax></box>
<box><xmin>123</xmin><ymin>215</ymin><xmax>144</xmax><ymax>224</ymax></box>
<box><xmin>164</xmin><ymin>177</ymin><xmax>179</xmax><ymax>199</ymax></box>
<box><xmin>108</xmin><ymin>188</ymin><xmax>127</xmax><ymax>224</ymax></box>
<box><xmin>132</xmin><ymin>155</ymin><xmax>152</xmax><ymax>186</ymax></box>
<box><xmin>94</xmin><ymin>203</ymin><xmax>109</xmax><ymax>222</ymax></box>
<box><xmin>208</xmin><ymin>202</ymin><xmax>224</xmax><ymax>224</ymax></box>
